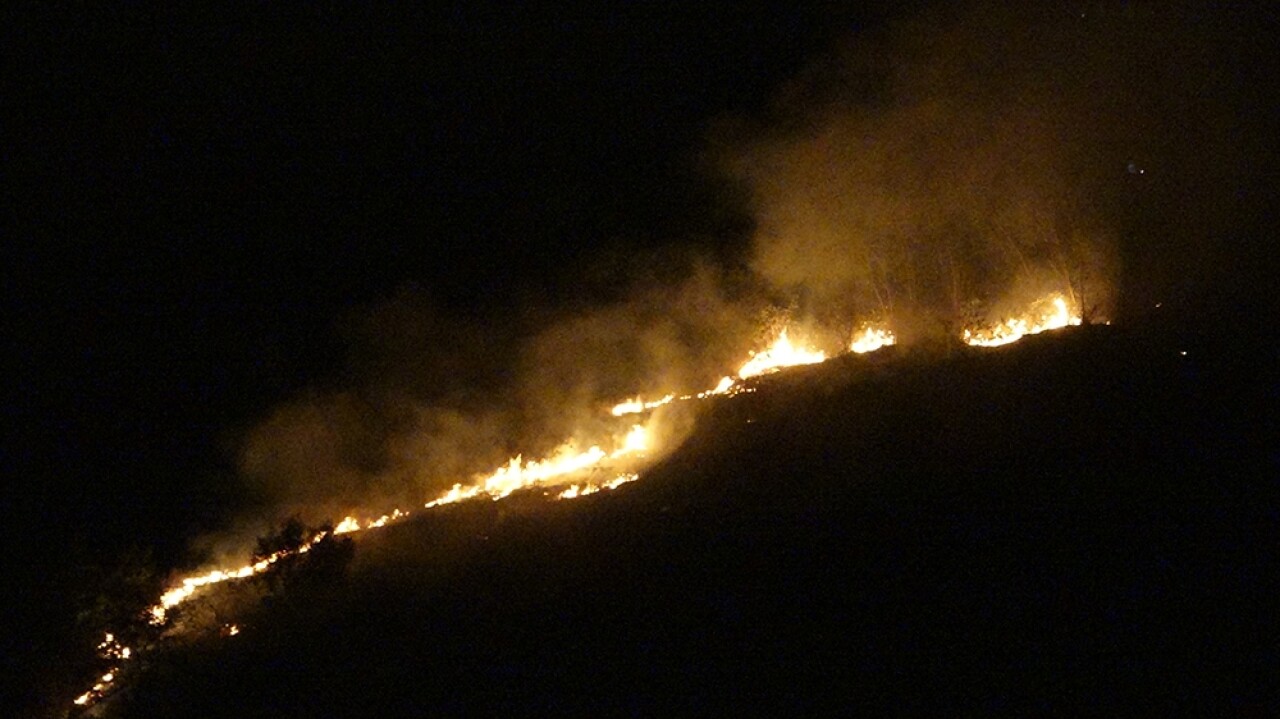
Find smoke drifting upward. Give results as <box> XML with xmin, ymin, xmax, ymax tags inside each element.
<box><xmin>232</xmin><ymin>259</ymin><xmax>766</xmax><ymax>528</ymax></box>
<box><xmin>230</xmin><ymin>1</ymin><xmax>1268</xmax><ymax>530</ymax></box>
<box><xmin>720</xmin><ymin>1</ymin><xmax>1265</xmax><ymax>336</ymax></box>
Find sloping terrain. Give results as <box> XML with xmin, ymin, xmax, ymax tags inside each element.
<box><xmin>96</xmin><ymin>321</ymin><xmax>1277</xmax><ymax>716</ymax></box>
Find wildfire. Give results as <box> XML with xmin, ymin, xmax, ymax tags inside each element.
<box><xmin>963</xmin><ymin>294</ymin><xmax>1082</xmax><ymax>348</ymax></box>
<box><xmin>67</xmin><ymin>316</ymin><xmax>900</xmax><ymax>711</ymax></box>
<box><xmin>556</xmin><ymin>472</ymin><xmax>640</xmax><ymax>500</ymax></box>
<box><xmin>425</xmin><ymin>424</ymin><xmax>649</xmax><ymax>508</ymax></box>
<box><xmin>611</xmin><ymin>394</ymin><xmax>675</xmax><ymax>416</ymax></box>
<box><xmin>335</xmin><ymin>508</ymin><xmax>411</xmax><ymax>535</ymax></box>
<box><xmin>72</xmin><ymin>633</ymin><xmax>132</xmax><ymax>707</ymax></box>
<box><xmin>149</xmin><ymin>531</ymin><xmax>330</xmax><ymax>626</ymax></box>
<box><xmin>737</xmin><ymin>329</ymin><xmax>827</xmax><ymax>379</ymax></box>
<box><xmin>699</xmin><ymin>376</ymin><xmax>738</xmax><ymax>397</ymax></box>
<box><xmin>850</xmin><ymin>325</ymin><xmax>896</xmax><ymax>354</ymax></box>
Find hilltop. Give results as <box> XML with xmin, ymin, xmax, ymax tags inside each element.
<box><xmin>75</xmin><ymin>318</ymin><xmax>1278</xmax><ymax>715</ymax></box>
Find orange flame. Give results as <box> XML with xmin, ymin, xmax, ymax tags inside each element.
<box><xmin>737</xmin><ymin>329</ymin><xmax>827</xmax><ymax>379</ymax></box>
<box><xmin>610</xmin><ymin>394</ymin><xmax>675</xmax><ymax>416</ymax></box>
<box><xmin>556</xmin><ymin>472</ymin><xmax>640</xmax><ymax>500</ymax></box>
<box><xmin>66</xmin><ymin>313</ymin><xmax>907</xmax><ymax>710</ymax></box>
<box><xmin>963</xmin><ymin>294</ymin><xmax>1081</xmax><ymax>347</ymax></box>
<box><xmin>849</xmin><ymin>325</ymin><xmax>896</xmax><ymax>354</ymax></box>
<box><xmin>426</xmin><ymin>425</ymin><xmax>648</xmax><ymax>509</ymax></box>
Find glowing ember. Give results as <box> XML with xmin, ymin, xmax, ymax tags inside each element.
<box><xmin>66</xmin><ymin>315</ymin><xmax>882</xmax><ymax>711</ymax></box>
<box><xmin>149</xmin><ymin>530</ymin><xmax>331</xmax><ymax>625</ymax></box>
<box><xmin>333</xmin><ymin>508</ymin><xmax>411</xmax><ymax>535</ymax></box>
<box><xmin>849</xmin><ymin>325</ymin><xmax>895</xmax><ymax>354</ymax></box>
<box><xmin>612</xmin><ymin>424</ymin><xmax>649</xmax><ymax>456</ymax></box>
<box><xmin>963</xmin><ymin>294</ymin><xmax>1082</xmax><ymax>347</ymax></box>
<box><xmin>71</xmin><ymin>633</ymin><xmax>135</xmax><ymax>706</ymax></box>
<box><xmin>611</xmin><ymin>394</ymin><xmax>675</xmax><ymax>416</ymax></box>
<box><xmin>556</xmin><ymin>472</ymin><xmax>640</xmax><ymax>500</ymax></box>
<box><xmin>426</xmin><ymin>425</ymin><xmax>649</xmax><ymax>509</ymax></box>
<box><xmin>367</xmin><ymin>509</ymin><xmax>408</xmax><ymax>529</ymax></box>
<box><xmin>737</xmin><ymin>329</ymin><xmax>826</xmax><ymax>379</ymax></box>
<box><xmin>697</xmin><ymin>375</ymin><xmax>738</xmax><ymax>398</ymax></box>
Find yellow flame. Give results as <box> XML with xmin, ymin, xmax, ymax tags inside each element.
<box><xmin>149</xmin><ymin>530</ymin><xmax>331</xmax><ymax>625</ymax></box>
<box><xmin>737</xmin><ymin>329</ymin><xmax>827</xmax><ymax>379</ymax></box>
<box><xmin>612</xmin><ymin>424</ymin><xmax>649</xmax><ymax>457</ymax></box>
<box><xmin>610</xmin><ymin>394</ymin><xmax>674</xmax><ymax>416</ymax></box>
<box><xmin>67</xmin><ymin>316</ymin><xmax>881</xmax><ymax>710</ymax></box>
<box><xmin>849</xmin><ymin>325</ymin><xmax>896</xmax><ymax>354</ymax></box>
<box><xmin>556</xmin><ymin>472</ymin><xmax>640</xmax><ymax>500</ymax></box>
<box><xmin>332</xmin><ymin>508</ymin><xmax>412</xmax><ymax>535</ymax></box>
<box><xmin>694</xmin><ymin>375</ymin><xmax>738</xmax><ymax>398</ymax></box>
<box><xmin>963</xmin><ymin>294</ymin><xmax>1081</xmax><ymax>347</ymax></box>
<box><xmin>425</xmin><ymin>425</ymin><xmax>648</xmax><ymax>509</ymax></box>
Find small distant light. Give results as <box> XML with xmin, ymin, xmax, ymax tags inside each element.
<box><xmin>1180</xmin><ymin>351</ymin><xmax>1188</xmax><ymax>356</ymax></box>
<box><xmin>1155</xmin><ymin>303</ymin><xmax>1162</xmax><ymax>308</ymax></box>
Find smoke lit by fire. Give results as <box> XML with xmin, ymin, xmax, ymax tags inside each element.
<box><xmin>850</xmin><ymin>325</ymin><xmax>896</xmax><ymax>354</ymax></box>
<box><xmin>737</xmin><ymin>329</ymin><xmax>827</xmax><ymax>379</ymax></box>
<box><xmin>68</xmin><ymin>280</ymin><xmax>1097</xmax><ymax>711</ymax></box>
<box><xmin>73</xmin><ymin>0</ymin><xmax>1247</xmax><ymax>708</ymax></box>
<box><xmin>963</xmin><ymin>295</ymin><xmax>1082</xmax><ymax>348</ymax></box>
<box><xmin>65</xmin><ymin>317</ymin><xmax>910</xmax><ymax>710</ymax></box>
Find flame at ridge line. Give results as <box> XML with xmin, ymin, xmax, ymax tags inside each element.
<box><xmin>850</xmin><ymin>325</ymin><xmax>896</xmax><ymax>354</ymax></box>
<box><xmin>963</xmin><ymin>294</ymin><xmax>1082</xmax><ymax>347</ymax></box>
<box><xmin>64</xmin><ymin>308</ymin><xmax>975</xmax><ymax>711</ymax></box>
<box><xmin>737</xmin><ymin>329</ymin><xmax>827</xmax><ymax>379</ymax></box>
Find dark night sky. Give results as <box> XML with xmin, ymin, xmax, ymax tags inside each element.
<box><xmin>5</xmin><ymin>0</ymin><xmax>1277</xmax><ymax>585</ymax></box>
<box><xmin>3</xmin><ymin>1</ymin><xmax>1278</xmax><ymax>712</ymax></box>
<box><xmin>4</xmin><ymin>0</ymin><xmax>1276</xmax><ymax>593</ymax></box>
<box><xmin>5</xmin><ymin>2</ymin><xmax>908</xmax><ymax>599</ymax></box>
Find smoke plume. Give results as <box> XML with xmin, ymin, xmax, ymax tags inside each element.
<box><xmin>230</xmin><ymin>0</ymin><xmax>1268</xmax><ymax>531</ymax></box>
<box><xmin>718</xmin><ymin>2</ymin><xmax>1265</xmax><ymax>336</ymax></box>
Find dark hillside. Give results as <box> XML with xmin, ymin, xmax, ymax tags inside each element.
<box><xmin>99</xmin><ymin>322</ymin><xmax>1277</xmax><ymax>716</ymax></box>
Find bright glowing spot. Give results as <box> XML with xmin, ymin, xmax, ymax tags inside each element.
<box><xmin>849</xmin><ymin>325</ymin><xmax>895</xmax><ymax>354</ymax></box>
<box><xmin>738</xmin><ymin>329</ymin><xmax>826</xmax><ymax>379</ymax></box>
<box><xmin>481</xmin><ymin>445</ymin><xmax>608</xmax><ymax>500</ymax></box>
<box><xmin>146</xmin><ymin>527</ymin><xmax>334</xmax><ymax>625</ymax></box>
<box><xmin>695</xmin><ymin>375</ymin><xmax>737</xmax><ymax>398</ymax></box>
<box><xmin>556</xmin><ymin>472</ymin><xmax>640</xmax><ymax>501</ymax></box>
<box><xmin>611</xmin><ymin>424</ymin><xmax>648</xmax><ymax>457</ymax></box>
<box><xmin>366</xmin><ymin>508</ymin><xmax>408</xmax><ymax>529</ymax></box>
<box><xmin>611</xmin><ymin>394</ymin><xmax>674</xmax><ymax>416</ymax></box>
<box><xmin>963</xmin><ymin>294</ymin><xmax>1081</xmax><ymax>347</ymax></box>
<box><xmin>605</xmin><ymin>472</ymin><xmax>639</xmax><ymax>489</ymax></box>
<box><xmin>334</xmin><ymin>516</ymin><xmax>360</xmax><ymax>534</ymax></box>
<box><xmin>426</xmin><ymin>424</ymin><xmax>649</xmax><ymax>510</ymax></box>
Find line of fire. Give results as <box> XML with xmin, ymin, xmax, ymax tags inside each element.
<box><xmin>69</xmin><ymin>291</ymin><xmax>1084</xmax><ymax>712</ymax></box>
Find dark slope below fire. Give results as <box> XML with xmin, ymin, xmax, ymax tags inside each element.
<box><xmin>98</xmin><ymin>319</ymin><xmax>1276</xmax><ymax>716</ymax></box>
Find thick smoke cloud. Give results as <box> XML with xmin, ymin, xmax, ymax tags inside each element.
<box><xmin>719</xmin><ymin>2</ymin><xmax>1266</xmax><ymax>336</ymax></box>
<box><xmin>233</xmin><ymin>257</ymin><xmax>765</xmax><ymax>527</ymax></box>
<box><xmin>230</xmin><ymin>0</ymin><xmax>1268</xmax><ymax>531</ymax></box>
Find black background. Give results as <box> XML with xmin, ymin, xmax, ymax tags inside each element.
<box><xmin>7</xmin><ymin>2</ymin><xmax>902</xmax><ymax>554</ymax></box>
<box><xmin>5</xmin><ymin>2</ymin><xmax>903</xmax><ymax>709</ymax></box>
<box><xmin>4</xmin><ymin>2</ymin><xmax>1277</xmax><ymax>714</ymax></box>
